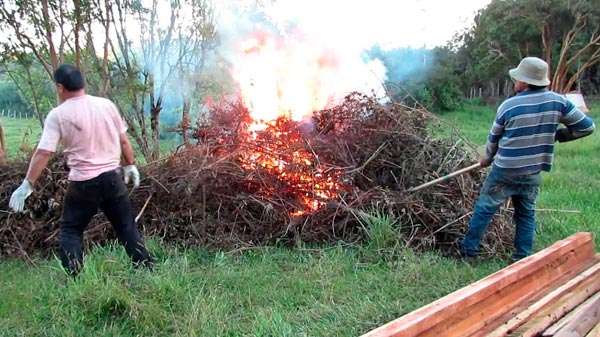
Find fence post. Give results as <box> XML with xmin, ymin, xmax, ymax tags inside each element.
<box><xmin>0</xmin><ymin>117</ymin><xmax>6</xmax><ymax>164</ymax></box>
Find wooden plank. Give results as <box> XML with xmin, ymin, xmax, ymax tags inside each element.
<box><xmin>554</xmin><ymin>291</ymin><xmax>600</xmax><ymax>337</ymax></box>
<box><xmin>543</xmin><ymin>288</ymin><xmax>600</xmax><ymax>336</ymax></box>
<box><xmin>360</xmin><ymin>232</ymin><xmax>595</xmax><ymax>337</ymax></box>
<box><xmin>487</xmin><ymin>259</ymin><xmax>600</xmax><ymax>337</ymax></box>
<box><xmin>508</xmin><ymin>274</ymin><xmax>600</xmax><ymax>336</ymax></box>
<box><xmin>584</xmin><ymin>320</ymin><xmax>600</xmax><ymax>337</ymax></box>
<box><xmin>412</xmin><ymin>233</ymin><xmax>596</xmax><ymax>337</ymax></box>
<box><xmin>542</xmin><ymin>305</ymin><xmax>581</xmax><ymax>336</ymax></box>
<box><xmin>444</xmin><ymin>252</ymin><xmax>598</xmax><ymax>337</ymax></box>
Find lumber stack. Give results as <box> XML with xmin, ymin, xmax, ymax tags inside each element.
<box><xmin>360</xmin><ymin>232</ymin><xmax>600</xmax><ymax>337</ymax></box>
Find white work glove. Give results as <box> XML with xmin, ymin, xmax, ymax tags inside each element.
<box><xmin>123</xmin><ymin>165</ymin><xmax>140</xmax><ymax>188</ymax></box>
<box><xmin>9</xmin><ymin>179</ymin><xmax>34</xmax><ymax>212</ymax></box>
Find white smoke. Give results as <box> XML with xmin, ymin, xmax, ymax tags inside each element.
<box><xmin>214</xmin><ymin>0</ymin><xmax>489</xmax><ymax>106</ymax></box>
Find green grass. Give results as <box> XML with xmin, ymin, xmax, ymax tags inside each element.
<box><xmin>0</xmin><ymin>117</ymin><xmax>180</xmax><ymax>163</ymax></box>
<box><xmin>1</xmin><ymin>102</ymin><xmax>599</xmax><ymax>336</ymax></box>
<box><xmin>0</xmin><ymin>117</ymin><xmax>41</xmax><ymax>159</ymax></box>
<box><xmin>0</xmin><ymin>242</ymin><xmax>503</xmax><ymax>336</ymax></box>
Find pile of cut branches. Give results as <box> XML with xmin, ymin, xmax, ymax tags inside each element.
<box><xmin>0</xmin><ymin>93</ymin><xmax>514</xmax><ymax>259</ymax></box>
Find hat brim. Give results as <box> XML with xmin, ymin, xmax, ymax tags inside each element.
<box><xmin>509</xmin><ymin>68</ymin><xmax>550</xmax><ymax>86</ymax></box>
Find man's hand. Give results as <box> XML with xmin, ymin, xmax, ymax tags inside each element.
<box><xmin>9</xmin><ymin>180</ymin><xmax>34</xmax><ymax>212</ymax></box>
<box><xmin>555</xmin><ymin>127</ymin><xmax>594</xmax><ymax>143</ymax></box>
<box><xmin>555</xmin><ymin>128</ymin><xmax>575</xmax><ymax>143</ymax></box>
<box><xmin>123</xmin><ymin>165</ymin><xmax>140</xmax><ymax>188</ymax></box>
<box><xmin>479</xmin><ymin>157</ymin><xmax>492</xmax><ymax>168</ymax></box>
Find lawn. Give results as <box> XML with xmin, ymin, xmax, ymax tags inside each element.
<box><xmin>0</xmin><ymin>117</ymin><xmax>41</xmax><ymax>159</ymax></box>
<box><xmin>0</xmin><ymin>102</ymin><xmax>598</xmax><ymax>336</ymax></box>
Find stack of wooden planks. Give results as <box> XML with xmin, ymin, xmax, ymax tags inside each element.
<box><xmin>360</xmin><ymin>232</ymin><xmax>600</xmax><ymax>337</ymax></box>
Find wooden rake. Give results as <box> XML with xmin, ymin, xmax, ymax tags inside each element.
<box><xmin>406</xmin><ymin>163</ymin><xmax>482</xmax><ymax>193</ymax></box>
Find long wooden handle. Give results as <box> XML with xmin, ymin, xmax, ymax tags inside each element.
<box><xmin>407</xmin><ymin>163</ymin><xmax>481</xmax><ymax>193</ymax></box>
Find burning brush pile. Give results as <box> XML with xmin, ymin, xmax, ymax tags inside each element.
<box><xmin>0</xmin><ymin>93</ymin><xmax>515</xmax><ymax>259</ymax></box>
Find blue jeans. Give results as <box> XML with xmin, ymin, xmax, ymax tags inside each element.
<box><xmin>60</xmin><ymin>169</ymin><xmax>152</xmax><ymax>275</ymax></box>
<box><xmin>460</xmin><ymin>168</ymin><xmax>541</xmax><ymax>259</ymax></box>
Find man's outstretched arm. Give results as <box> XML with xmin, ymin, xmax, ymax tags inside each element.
<box><xmin>25</xmin><ymin>149</ymin><xmax>55</xmax><ymax>186</ymax></box>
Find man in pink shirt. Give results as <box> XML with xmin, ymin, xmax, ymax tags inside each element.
<box><xmin>9</xmin><ymin>64</ymin><xmax>153</xmax><ymax>275</ymax></box>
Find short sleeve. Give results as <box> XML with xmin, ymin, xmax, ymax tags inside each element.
<box><xmin>37</xmin><ymin>110</ymin><xmax>61</xmax><ymax>152</ymax></box>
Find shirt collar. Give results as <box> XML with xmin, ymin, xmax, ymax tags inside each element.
<box><xmin>517</xmin><ymin>88</ymin><xmax>548</xmax><ymax>96</ymax></box>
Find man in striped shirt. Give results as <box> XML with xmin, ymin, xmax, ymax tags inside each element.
<box><xmin>460</xmin><ymin>57</ymin><xmax>595</xmax><ymax>261</ymax></box>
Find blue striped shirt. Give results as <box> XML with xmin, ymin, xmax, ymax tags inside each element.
<box><xmin>485</xmin><ymin>89</ymin><xmax>595</xmax><ymax>175</ymax></box>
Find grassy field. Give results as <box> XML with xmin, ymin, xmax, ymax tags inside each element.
<box><xmin>0</xmin><ymin>117</ymin><xmax>41</xmax><ymax>159</ymax></box>
<box><xmin>0</xmin><ymin>103</ymin><xmax>598</xmax><ymax>336</ymax></box>
<box><xmin>0</xmin><ymin>116</ymin><xmax>178</xmax><ymax>163</ymax></box>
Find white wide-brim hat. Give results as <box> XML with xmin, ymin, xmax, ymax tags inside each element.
<box><xmin>508</xmin><ymin>57</ymin><xmax>551</xmax><ymax>86</ymax></box>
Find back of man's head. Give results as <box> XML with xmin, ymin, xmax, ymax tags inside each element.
<box><xmin>53</xmin><ymin>64</ymin><xmax>85</xmax><ymax>91</ymax></box>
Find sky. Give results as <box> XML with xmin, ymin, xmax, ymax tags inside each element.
<box><xmin>258</xmin><ymin>0</ymin><xmax>492</xmax><ymax>50</ymax></box>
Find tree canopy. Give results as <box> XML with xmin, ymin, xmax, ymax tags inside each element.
<box><xmin>372</xmin><ymin>0</ymin><xmax>600</xmax><ymax>110</ymax></box>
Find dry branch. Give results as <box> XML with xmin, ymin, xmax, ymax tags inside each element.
<box><xmin>0</xmin><ymin>93</ymin><xmax>515</xmax><ymax>259</ymax></box>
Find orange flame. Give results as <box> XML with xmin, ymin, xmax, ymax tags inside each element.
<box><xmin>234</xmin><ymin>31</ymin><xmax>339</xmax><ymax>131</ymax></box>
<box><xmin>233</xmin><ymin>31</ymin><xmax>345</xmax><ymax>215</ymax></box>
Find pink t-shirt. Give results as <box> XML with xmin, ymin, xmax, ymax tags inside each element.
<box><xmin>37</xmin><ymin>95</ymin><xmax>127</xmax><ymax>181</ymax></box>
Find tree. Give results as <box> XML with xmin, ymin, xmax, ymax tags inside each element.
<box><xmin>458</xmin><ymin>0</ymin><xmax>600</xmax><ymax>98</ymax></box>
<box><xmin>458</xmin><ymin>0</ymin><xmax>543</xmax><ymax>100</ymax></box>
<box><xmin>0</xmin><ymin>0</ymin><xmax>109</xmax><ymax>124</ymax></box>
<box><xmin>173</xmin><ymin>0</ymin><xmax>219</xmax><ymax>147</ymax></box>
<box><xmin>102</xmin><ymin>0</ymin><xmax>219</xmax><ymax>161</ymax></box>
<box><xmin>0</xmin><ymin>55</ymin><xmax>55</xmax><ymax>126</ymax></box>
<box><xmin>0</xmin><ymin>0</ymin><xmax>220</xmax><ymax>162</ymax></box>
<box><xmin>549</xmin><ymin>0</ymin><xmax>600</xmax><ymax>93</ymax></box>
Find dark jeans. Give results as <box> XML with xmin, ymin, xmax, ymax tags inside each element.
<box><xmin>460</xmin><ymin>168</ymin><xmax>541</xmax><ymax>259</ymax></box>
<box><xmin>60</xmin><ymin>169</ymin><xmax>152</xmax><ymax>274</ymax></box>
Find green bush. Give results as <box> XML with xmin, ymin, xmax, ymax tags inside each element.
<box><xmin>429</xmin><ymin>81</ymin><xmax>464</xmax><ymax>112</ymax></box>
<box><xmin>388</xmin><ymin>80</ymin><xmax>463</xmax><ymax>112</ymax></box>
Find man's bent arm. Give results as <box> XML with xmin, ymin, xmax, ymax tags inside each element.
<box><xmin>120</xmin><ymin>133</ymin><xmax>136</xmax><ymax>165</ymax></box>
<box><xmin>25</xmin><ymin>149</ymin><xmax>54</xmax><ymax>185</ymax></box>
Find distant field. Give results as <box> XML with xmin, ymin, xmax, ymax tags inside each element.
<box><xmin>0</xmin><ymin>117</ymin><xmax>41</xmax><ymax>159</ymax></box>
<box><xmin>0</xmin><ymin>117</ymin><xmax>178</xmax><ymax>162</ymax></box>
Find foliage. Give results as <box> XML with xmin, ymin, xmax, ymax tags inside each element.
<box><xmin>0</xmin><ymin>0</ymin><xmax>224</xmax><ymax>163</ymax></box>
<box><xmin>458</xmin><ymin>0</ymin><xmax>600</xmax><ymax>96</ymax></box>
<box><xmin>366</xmin><ymin>46</ymin><xmax>464</xmax><ymax>111</ymax></box>
<box><xmin>0</xmin><ymin>54</ymin><xmax>56</xmax><ymax>126</ymax></box>
<box><xmin>0</xmin><ymin>76</ymin><xmax>29</xmax><ymax>113</ymax></box>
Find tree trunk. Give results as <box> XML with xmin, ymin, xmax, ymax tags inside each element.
<box><xmin>504</xmin><ymin>79</ymin><xmax>513</xmax><ymax>98</ymax></box>
<box><xmin>551</xmin><ymin>12</ymin><xmax>600</xmax><ymax>93</ymax></box>
<box><xmin>181</xmin><ymin>98</ymin><xmax>191</xmax><ymax>147</ymax></box>
<box><xmin>542</xmin><ymin>24</ymin><xmax>552</xmax><ymax>78</ymax></box>
<box><xmin>150</xmin><ymin>101</ymin><xmax>162</xmax><ymax>162</ymax></box>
